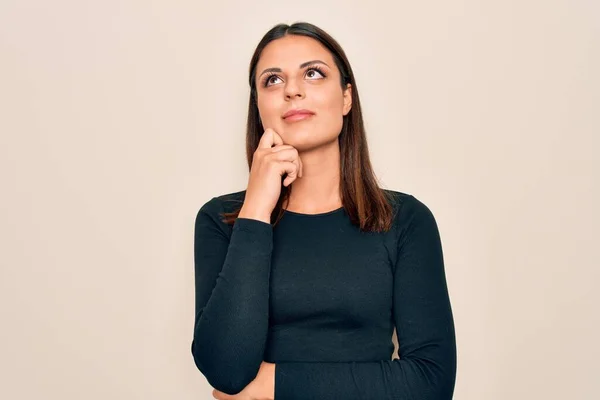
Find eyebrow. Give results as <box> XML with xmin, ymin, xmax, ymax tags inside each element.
<box><xmin>258</xmin><ymin>59</ymin><xmax>330</xmax><ymax>78</ymax></box>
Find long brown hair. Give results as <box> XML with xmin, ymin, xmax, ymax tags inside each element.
<box><xmin>221</xmin><ymin>21</ymin><xmax>395</xmax><ymax>233</ymax></box>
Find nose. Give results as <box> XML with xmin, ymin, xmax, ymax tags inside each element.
<box><xmin>284</xmin><ymin>79</ymin><xmax>305</xmax><ymax>100</ymax></box>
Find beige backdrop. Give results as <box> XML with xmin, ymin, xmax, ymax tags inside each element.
<box><xmin>1</xmin><ymin>0</ymin><xmax>598</xmax><ymax>399</ymax></box>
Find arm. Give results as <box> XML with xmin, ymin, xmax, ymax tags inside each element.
<box><xmin>190</xmin><ymin>197</ymin><xmax>274</xmax><ymax>395</ymax></box>
<box><xmin>274</xmin><ymin>195</ymin><xmax>457</xmax><ymax>400</ymax></box>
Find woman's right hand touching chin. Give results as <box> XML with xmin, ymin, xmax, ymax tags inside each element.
<box><xmin>238</xmin><ymin>128</ymin><xmax>303</xmax><ymax>224</ymax></box>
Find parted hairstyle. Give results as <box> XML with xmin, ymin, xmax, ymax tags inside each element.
<box><xmin>221</xmin><ymin>21</ymin><xmax>395</xmax><ymax>233</ymax></box>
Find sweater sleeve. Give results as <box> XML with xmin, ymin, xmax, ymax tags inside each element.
<box><xmin>190</xmin><ymin>197</ymin><xmax>274</xmax><ymax>395</ymax></box>
<box><xmin>274</xmin><ymin>195</ymin><xmax>457</xmax><ymax>400</ymax></box>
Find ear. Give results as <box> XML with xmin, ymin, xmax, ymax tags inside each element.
<box><xmin>342</xmin><ymin>83</ymin><xmax>352</xmax><ymax>116</ymax></box>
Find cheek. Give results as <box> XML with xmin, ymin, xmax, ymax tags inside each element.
<box><xmin>315</xmin><ymin>92</ymin><xmax>345</xmax><ymax>123</ymax></box>
<box><xmin>257</xmin><ymin>98</ymin><xmax>279</xmax><ymax>124</ymax></box>
<box><xmin>314</xmin><ymin>87</ymin><xmax>344</xmax><ymax>112</ymax></box>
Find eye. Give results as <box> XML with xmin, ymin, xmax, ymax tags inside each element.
<box><xmin>263</xmin><ymin>72</ymin><xmax>281</xmax><ymax>87</ymax></box>
<box><xmin>305</xmin><ymin>66</ymin><xmax>326</xmax><ymax>80</ymax></box>
<box><xmin>306</xmin><ymin>65</ymin><xmax>327</xmax><ymax>78</ymax></box>
<box><xmin>262</xmin><ymin>66</ymin><xmax>327</xmax><ymax>88</ymax></box>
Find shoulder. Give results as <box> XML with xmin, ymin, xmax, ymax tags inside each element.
<box><xmin>197</xmin><ymin>189</ymin><xmax>246</xmax><ymax>214</ymax></box>
<box><xmin>382</xmin><ymin>188</ymin><xmax>438</xmax><ymax>228</ymax></box>
<box><xmin>195</xmin><ymin>189</ymin><xmax>247</xmax><ymax>231</ymax></box>
<box><xmin>213</xmin><ymin>189</ymin><xmax>247</xmax><ymax>213</ymax></box>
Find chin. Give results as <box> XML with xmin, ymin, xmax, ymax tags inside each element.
<box><xmin>286</xmin><ymin>133</ymin><xmax>339</xmax><ymax>152</ymax></box>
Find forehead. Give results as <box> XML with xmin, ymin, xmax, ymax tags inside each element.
<box><xmin>256</xmin><ymin>35</ymin><xmax>334</xmax><ymax>72</ymax></box>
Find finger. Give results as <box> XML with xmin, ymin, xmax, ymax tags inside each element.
<box><xmin>280</xmin><ymin>161</ymin><xmax>299</xmax><ymax>187</ymax></box>
<box><xmin>270</xmin><ymin>148</ymin><xmax>301</xmax><ymax>182</ymax></box>
<box><xmin>273</xmin><ymin>146</ymin><xmax>302</xmax><ymax>177</ymax></box>
<box><xmin>287</xmin><ymin>159</ymin><xmax>300</xmax><ymax>183</ymax></box>
<box><xmin>278</xmin><ymin>150</ymin><xmax>300</xmax><ymax>178</ymax></box>
<box><xmin>295</xmin><ymin>158</ymin><xmax>301</xmax><ymax>179</ymax></box>
<box><xmin>272</xmin><ymin>145</ymin><xmax>302</xmax><ymax>178</ymax></box>
<box><xmin>271</xmin><ymin>150</ymin><xmax>301</xmax><ymax>180</ymax></box>
<box><xmin>270</xmin><ymin>144</ymin><xmax>294</xmax><ymax>153</ymax></box>
<box><xmin>258</xmin><ymin>128</ymin><xmax>284</xmax><ymax>149</ymax></box>
<box><xmin>271</xmin><ymin>129</ymin><xmax>284</xmax><ymax>146</ymax></box>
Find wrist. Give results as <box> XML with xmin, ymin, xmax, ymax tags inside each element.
<box><xmin>238</xmin><ymin>206</ymin><xmax>271</xmax><ymax>224</ymax></box>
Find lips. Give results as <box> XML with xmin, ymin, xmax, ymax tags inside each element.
<box><xmin>282</xmin><ymin>108</ymin><xmax>315</xmax><ymax>119</ymax></box>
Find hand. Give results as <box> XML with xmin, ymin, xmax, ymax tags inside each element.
<box><xmin>239</xmin><ymin>128</ymin><xmax>303</xmax><ymax>223</ymax></box>
<box><xmin>211</xmin><ymin>361</ymin><xmax>275</xmax><ymax>400</ymax></box>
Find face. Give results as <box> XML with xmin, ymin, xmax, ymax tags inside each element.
<box><xmin>254</xmin><ymin>35</ymin><xmax>352</xmax><ymax>151</ymax></box>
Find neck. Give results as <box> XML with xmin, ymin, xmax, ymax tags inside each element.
<box><xmin>285</xmin><ymin>140</ymin><xmax>342</xmax><ymax>213</ymax></box>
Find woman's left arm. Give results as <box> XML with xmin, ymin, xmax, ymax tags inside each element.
<box><xmin>274</xmin><ymin>195</ymin><xmax>457</xmax><ymax>400</ymax></box>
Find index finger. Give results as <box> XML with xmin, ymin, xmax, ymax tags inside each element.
<box><xmin>258</xmin><ymin>128</ymin><xmax>284</xmax><ymax>149</ymax></box>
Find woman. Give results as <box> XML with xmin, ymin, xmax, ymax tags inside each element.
<box><xmin>191</xmin><ymin>22</ymin><xmax>457</xmax><ymax>400</ymax></box>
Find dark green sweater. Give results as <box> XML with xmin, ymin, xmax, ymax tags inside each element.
<box><xmin>191</xmin><ymin>189</ymin><xmax>456</xmax><ymax>399</ymax></box>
